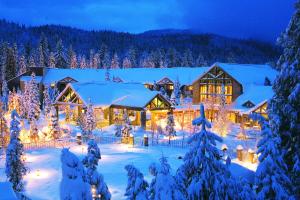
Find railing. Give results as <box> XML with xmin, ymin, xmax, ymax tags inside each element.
<box><xmin>22</xmin><ymin>139</ymin><xmax>76</xmax><ymax>150</ymax></box>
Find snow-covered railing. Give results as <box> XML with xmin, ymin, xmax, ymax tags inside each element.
<box><xmin>92</xmin><ymin>136</ymin><xmax>122</xmax><ymax>144</ymax></box>
<box><xmin>22</xmin><ymin>139</ymin><xmax>76</xmax><ymax>150</ymax></box>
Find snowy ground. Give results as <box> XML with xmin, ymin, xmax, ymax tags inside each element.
<box><xmin>0</xmin><ymin>115</ymin><xmax>259</xmax><ymax>200</ymax></box>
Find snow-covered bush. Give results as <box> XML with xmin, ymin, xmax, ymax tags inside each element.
<box><xmin>124</xmin><ymin>164</ymin><xmax>149</xmax><ymax>200</ymax></box>
<box><xmin>165</xmin><ymin>111</ymin><xmax>176</xmax><ymax>143</ymax></box>
<box><xmin>60</xmin><ymin>148</ymin><xmax>92</xmax><ymax>200</ymax></box>
<box><xmin>82</xmin><ymin>140</ymin><xmax>111</xmax><ymax>200</ymax></box>
<box><xmin>149</xmin><ymin>156</ymin><xmax>185</xmax><ymax>200</ymax></box>
<box><xmin>48</xmin><ymin>106</ymin><xmax>60</xmax><ymax>139</ymax></box>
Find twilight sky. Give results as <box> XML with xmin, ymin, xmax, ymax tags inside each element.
<box><xmin>0</xmin><ymin>0</ymin><xmax>296</xmax><ymax>42</ymax></box>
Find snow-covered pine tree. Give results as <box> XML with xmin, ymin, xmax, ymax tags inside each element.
<box><xmin>43</xmin><ymin>86</ymin><xmax>51</xmax><ymax>117</ymax></box>
<box><xmin>28</xmin><ymin>55</ymin><xmax>36</xmax><ymax>68</ymax></box>
<box><xmin>5</xmin><ymin>110</ymin><xmax>27</xmax><ymax>192</ymax></box>
<box><xmin>55</xmin><ymin>39</ymin><xmax>67</xmax><ymax>68</ymax></box>
<box><xmin>70</xmin><ymin>51</ymin><xmax>77</xmax><ymax>69</ymax></box>
<box><xmin>195</xmin><ymin>53</ymin><xmax>208</xmax><ymax>66</ymax></box>
<box><xmin>27</xmin><ymin>73</ymin><xmax>41</xmax><ymax>121</ymax></box>
<box><xmin>60</xmin><ymin>148</ymin><xmax>92</xmax><ymax>200</ymax></box>
<box><xmin>181</xmin><ymin>49</ymin><xmax>193</xmax><ymax>67</ymax></box>
<box><xmin>170</xmin><ymin>91</ymin><xmax>177</xmax><ymax>106</ymax></box>
<box><xmin>103</xmin><ymin>52</ymin><xmax>111</xmax><ymax>69</ymax></box>
<box><xmin>1</xmin><ymin>77</ymin><xmax>8</xmax><ymax>111</ymax></box>
<box><xmin>48</xmin><ymin>106</ymin><xmax>60</xmax><ymax>139</ymax></box>
<box><xmin>80</xmin><ymin>55</ymin><xmax>87</xmax><ymax>69</ymax></box>
<box><xmin>122</xmin><ymin>57</ymin><xmax>131</xmax><ymax>68</ymax></box>
<box><xmin>124</xmin><ymin>164</ymin><xmax>149</xmax><ymax>200</ymax></box>
<box><xmin>165</xmin><ymin>111</ymin><xmax>176</xmax><ymax>144</ymax></box>
<box><xmin>0</xmin><ymin>101</ymin><xmax>9</xmax><ymax>148</ymax></box>
<box><xmin>30</xmin><ymin>118</ymin><xmax>39</xmax><ymax>142</ymax></box>
<box><xmin>213</xmin><ymin>85</ymin><xmax>230</xmax><ymax>137</ymax></box>
<box><xmin>111</xmin><ymin>53</ymin><xmax>119</xmax><ymax>69</ymax></box>
<box><xmin>121</xmin><ymin>111</ymin><xmax>132</xmax><ymax>138</ymax></box>
<box><xmin>48</xmin><ymin>52</ymin><xmax>56</xmax><ymax>68</ymax></box>
<box><xmin>18</xmin><ymin>55</ymin><xmax>27</xmax><ymax>75</ymax></box>
<box><xmin>38</xmin><ymin>43</ymin><xmax>44</xmax><ymax>68</ymax></box>
<box><xmin>251</xmin><ymin>114</ymin><xmax>293</xmax><ymax>199</ymax></box>
<box><xmin>269</xmin><ymin>1</ymin><xmax>300</xmax><ymax>195</ymax></box>
<box><xmin>84</xmin><ymin>101</ymin><xmax>96</xmax><ymax>137</ymax></box>
<box><xmin>128</xmin><ymin>47</ymin><xmax>137</xmax><ymax>67</ymax></box>
<box><xmin>82</xmin><ymin>140</ymin><xmax>111</xmax><ymax>200</ymax></box>
<box><xmin>149</xmin><ymin>156</ymin><xmax>185</xmax><ymax>200</ymax></box>
<box><xmin>21</xmin><ymin>83</ymin><xmax>30</xmax><ymax>118</ymax></box>
<box><xmin>173</xmin><ymin>77</ymin><xmax>181</xmax><ymax>105</ymax></box>
<box><xmin>49</xmin><ymin>84</ymin><xmax>59</xmax><ymax>104</ymax></box>
<box><xmin>176</xmin><ymin>104</ymin><xmax>233</xmax><ymax>199</ymax></box>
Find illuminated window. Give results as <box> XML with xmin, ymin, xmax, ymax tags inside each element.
<box><xmin>169</xmin><ymin>85</ymin><xmax>174</xmax><ymax>90</ymax></box>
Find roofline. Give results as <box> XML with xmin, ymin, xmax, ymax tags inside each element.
<box><xmin>191</xmin><ymin>63</ymin><xmax>243</xmax><ymax>87</ymax></box>
<box><xmin>55</xmin><ymin>83</ymin><xmax>87</xmax><ymax>106</ymax></box>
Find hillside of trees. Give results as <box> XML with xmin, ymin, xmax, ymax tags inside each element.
<box><xmin>0</xmin><ymin>19</ymin><xmax>281</xmax><ymax>80</ymax></box>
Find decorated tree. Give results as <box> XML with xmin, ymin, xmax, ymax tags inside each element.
<box><xmin>124</xmin><ymin>164</ymin><xmax>149</xmax><ymax>200</ymax></box>
<box><xmin>48</xmin><ymin>106</ymin><xmax>60</xmax><ymax>139</ymax></box>
<box><xmin>173</xmin><ymin>77</ymin><xmax>181</xmax><ymax>105</ymax></box>
<box><xmin>29</xmin><ymin>119</ymin><xmax>39</xmax><ymax>142</ymax></box>
<box><xmin>60</xmin><ymin>148</ymin><xmax>92</xmax><ymax>200</ymax></box>
<box><xmin>122</xmin><ymin>57</ymin><xmax>132</xmax><ymax>68</ymax></box>
<box><xmin>43</xmin><ymin>86</ymin><xmax>52</xmax><ymax>117</ymax></box>
<box><xmin>149</xmin><ymin>156</ymin><xmax>185</xmax><ymax>200</ymax></box>
<box><xmin>84</xmin><ymin>101</ymin><xmax>96</xmax><ymax>137</ymax></box>
<box><xmin>27</xmin><ymin>73</ymin><xmax>41</xmax><ymax>121</ymax></box>
<box><xmin>82</xmin><ymin>140</ymin><xmax>111</xmax><ymax>200</ymax></box>
<box><xmin>176</xmin><ymin>104</ymin><xmax>234</xmax><ymax>199</ymax></box>
<box><xmin>18</xmin><ymin>55</ymin><xmax>27</xmax><ymax>75</ymax></box>
<box><xmin>1</xmin><ymin>78</ymin><xmax>8</xmax><ymax>111</ymax></box>
<box><xmin>5</xmin><ymin>110</ymin><xmax>27</xmax><ymax>192</ymax></box>
<box><xmin>121</xmin><ymin>111</ymin><xmax>132</xmax><ymax>138</ymax></box>
<box><xmin>0</xmin><ymin>101</ymin><xmax>9</xmax><ymax>148</ymax></box>
<box><xmin>213</xmin><ymin>85</ymin><xmax>230</xmax><ymax>136</ymax></box>
<box><xmin>48</xmin><ymin>52</ymin><xmax>56</xmax><ymax>68</ymax></box>
<box><xmin>165</xmin><ymin>111</ymin><xmax>176</xmax><ymax>144</ymax></box>
<box><xmin>111</xmin><ymin>53</ymin><xmax>120</xmax><ymax>69</ymax></box>
<box><xmin>251</xmin><ymin>114</ymin><xmax>293</xmax><ymax>199</ymax></box>
<box><xmin>269</xmin><ymin>1</ymin><xmax>300</xmax><ymax>195</ymax></box>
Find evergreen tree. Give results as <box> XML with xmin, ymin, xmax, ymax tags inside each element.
<box><xmin>105</xmin><ymin>69</ymin><xmax>110</xmax><ymax>81</ymax></box>
<box><xmin>49</xmin><ymin>106</ymin><xmax>60</xmax><ymax>139</ymax></box>
<box><xmin>99</xmin><ymin>44</ymin><xmax>108</xmax><ymax>68</ymax></box>
<box><xmin>68</xmin><ymin>45</ymin><xmax>77</xmax><ymax>69</ymax></box>
<box><xmin>18</xmin><ymin>55</ymin><xmax>27</xmax><ymax>75</ymax></box>
<box><xmin>93</xmin><ymin>53</ymin><xmax>100</xmax><ymax>69</ymax></box>
<box><xmin>43</xmin><ymin>86</ymin><xmax>51</xmax><ymax>117</ymax></box>
<box><xmin>82</xmin><ymin>140</ymin><xmax>111</xmax><ymax>200</ymax></box>
<box><xmin>60</xmin><ymin>148</ymin><xmax>92</xmax><ymax>200</ymax></box>
<box><xmin>121</xmin><ymin>111</ymin><xmax>132</xmax><ymax>137</ymax></box>
<box><xmin>149</xmin><ymin>156</ymin><xmax>185</xmax><ymax>200</ymax></box>
<box><xmin>30</xmin><ymin>118</ymin><xmax>39</xmax><ymax>142</ymax></box>
<box><xmin>166</xmin><ymin>48</ymin><xmax>179</xmax><ymax>68</ymax></box>
<box><xmin>176</xmin><ymin>104</ymin><xmax>233</xmax><ymax>199</ymax></box>
<box><xmin>122</xmin><ymin>57</ymin><xmax>132</xmax><ymax>68</ymax></box>
<box><xmin>269</xmin><ymin>1</ymin><xmax>300</xmax><ymax>195</ymax></box>
<box><xmin>38</xmin><ymin>33</ymin><xmax>49</xmax><ymax>67</ymax></box>
<box><xmin>181</xmin><ymin>49</ymin><xmax>193</xmax><ymax>67</ymax></box>
<box><xmin>173</xmin><ymin>77</ymin><xmax>181</xmax><ymax>105</ymax></box>
<box><xmin>5</xmin><ymin>46</ymin><xmax>17</xmax><ymax>80</ymax></box>
<box><xmin>48</xmin><ymin>52</ymin><xmax>56</xmax><ymax>68</ymax></box>
<box><xmin>103</xmin><ymin>52</ymin><xmax>111</xmax><ymax>69</ymax></box>
<box><xmin>55</xmin><ymin>39</ymin><xmax>67</xmax><ymax>68</ymax></box>
<box><xmin>89</xmin><ymin>49</ymin><xmax>95</xmax><ymax>68</ymax></box>
<box><xmin>80</xmin><ymin>55</ymin><xmax>87</xmax><ymax>69</ymax></box>
<box><xmin>165</xmin><ymin>111</ymin><xmax>176</xmax><ymax>144</ymax></box>
<box><xmin>213</xmin><ymin>85</ymin><xmax>230</xmax><ymax>136</ymax></box>
<box><xmin>5</xmin><ymin>110</ymin><xmax>27</xmax><ymax>192</ymax></box>
<box><xmin>0</xmin><ymin>101</ymin><xmax>9</xmax><ymax>148</ymax></box>
<box><xmin>1</xmin><ymin>78</ymin><xmax>8</xmax><ymax>111</ymax></box>
<box><xmin>84</xmin><ymin>101</ymin><xmax>96</xmax><ymax>137</ymax></box>
<box><xmin>128</xmin><ymin>47</ymin><xmax>137</xmax><ymax>67</ymax></box>
<box><xmin>170</xmin><ymin>91</ymin><xmax>177</xmax><ymax>106</ymax></box>
<box><xmin>124</xmin><ymin>164</ymin><xmax>149</xmax><ymax>200</ymax></box>
<box><xmin>251</xmin><ymin>114</ymin><xmax>293</xmax><ymax>200</ymax></box>
<box><xmin>28</xmin><ymin>55</ymin><xmax>36</xmax><ymax>68</ymax></box>
<box><xmin>27</xmin><ymin>73</ymin><xmax>41</xmax><ymax>121</ymax></box>
<box><xmin>195</xmin><ymin>53</ymin><xmax>208</xmax><ymax>66</ymax></box>
<box><xmin>38</xmin><ymin>43</ymin><xmax>45</xmax><ymax>67</ymax></box>
<box><xmin>111</xmin><ymin>53</ymin><xmax>120</xmax><ymax>69</ymax></box>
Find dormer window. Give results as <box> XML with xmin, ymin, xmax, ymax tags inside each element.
<box><xmin>242</xmin><ymin>100</ymin><xmax>255</xmax><ymax>108</ymax></box>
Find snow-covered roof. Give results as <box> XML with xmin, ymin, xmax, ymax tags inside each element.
<box><xmin>42</xmin><ymin>67</ymin><xmax>210</xmax><ymax>85</ymax></box>
<box><xmin>59</xmin><ymin>82</ymin><xmax>164</xmax><ymax>108</ymax></box>
<box><xmin>0</xmin><ymin>182</ymin><xmax>18</xmax><ymax>200</ymax></box>
<box><xmin>232</xmin><ymin>85</ymin><xmax>273</xmax><ymax>113</ymax></box>
<box><xmin>20</xmin><ymin>76</ymin><xmax>43</xmax><ymax>83</ymax></box>
<box><xmin>213</xmin><ymin>62</ymin><xmax>278</xmax><ymax>86</ymax></box>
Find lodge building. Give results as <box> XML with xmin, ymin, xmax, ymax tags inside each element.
<box><xmin>17</xmin><ymin>62</ymin><xmax>277</xmax><ymax>130</ymax></box>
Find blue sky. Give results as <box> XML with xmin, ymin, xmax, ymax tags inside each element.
<box><xmin>0</xmin><ymin>0</ymin><xmax>296</xmax><ymax>42</ymax></box>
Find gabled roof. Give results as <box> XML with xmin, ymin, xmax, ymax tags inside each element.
<box><xmin>233</xmin><ymin>85</ymin><xmax>273</xmax><ymax>113</ymax></box>
<box><xmin>57</xmin><ymin>82</ymin><xmax>168</xmax><ymax>109</ymax></box>
<box><xmin>20</xmin><ymin>76</ymin><xmax>43</xmax><ymax>83</ymax></box>
<box><xmin>42</xmin><ymin>67</ymin><xmax>210</xmax><ymax>86</ymax></box>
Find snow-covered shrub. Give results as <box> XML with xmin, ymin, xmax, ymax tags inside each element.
<box><xmin>60</xmin><ymin>148</ymin><xmax>92</xmax><ymax>200</ymax></box>
<box><xmin>48</xmin><ymin>106</ymin><xmax>60</xmax><ymax>139</ymax></box>
<box><xmin>124</xmin><ymin>164</ymin><xmax>149</xmax><ymax>200</ymax></box>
